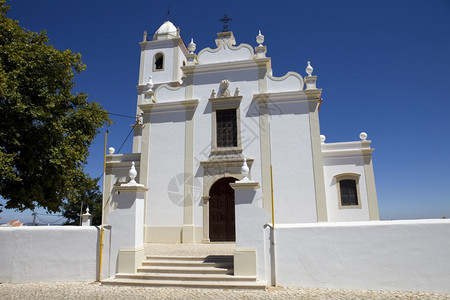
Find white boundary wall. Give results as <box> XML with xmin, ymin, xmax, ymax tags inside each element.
<box><xmin>0</xmin><ymin>226</ymin><xmax>105</xmax><ymax>282</ymax></box>
<box><xmin>274</xmin><ymin>219</ymin><xmax>450</xmax><ymax>293</ymax></box>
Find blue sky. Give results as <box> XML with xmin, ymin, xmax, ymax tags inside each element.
<box><xmin>1</xmin><ymin>0</ymin><xmax>449</xmax><ymax>223</ymax></box>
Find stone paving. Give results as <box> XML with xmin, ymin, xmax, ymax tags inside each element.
<box><xmin>1</xmin><ymin>282</ymin><xmax>449</xmax><ymax>300</ymax></box>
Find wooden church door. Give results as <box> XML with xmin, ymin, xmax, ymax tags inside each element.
<box><xmin>209</xmin><ymin>177</ymin><xmax>236</xmax><ymax>242</ymax></box>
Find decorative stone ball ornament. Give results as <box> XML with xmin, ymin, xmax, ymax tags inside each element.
<box><xmin>241</xmin><ymin>158</ymin><xmax>250</xmax><ymax>181</ymax></box>
<box><xmin>120</xmin><ymin>161</ymin><xmax>144</xmax><ymax>187</ymax></box>
<box><xmin>108</xmin><ymin>147</ymin><xmax>115</xmax><ymax>155</ymax></box>
<box><xmin>128</xmin><ymin>161</ymin><xmax>138</xmax><ymax>185</ymax></box>
<box><xmin>320</xmin><ymin>135</ymin><xmax>326</xmax><ymax>143</ymax></box>
<box><xmin>188</xmin><ymin>38</ymin><xmax>196</xmax><ymax>54</ymax></box>
<box><xmin>306</xmin><ymin>61</ymin><xmax>313</xmax><ymax>76</ymax></box>
<box><xmin>256</xmin><ymin>30</ymin><xmax>264</xmax><ymax>46</ymax></box>
<box><xmin>360</xmin><ymin>132</ymin><xmax>368</xmax><ymax>141</ymax></box>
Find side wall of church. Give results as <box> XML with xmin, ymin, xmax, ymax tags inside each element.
<box><xmin>323</xmin><ymin>157</ymin><xmax>371</xmax><ymax>221</ymax></box>
<box><xmin>269</xmin><ymin>100</ymin><xmax>318</xmax><ymax>224</ymax></box>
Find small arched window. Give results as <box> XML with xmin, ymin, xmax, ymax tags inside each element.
<box><xmin>335</xmin><ymin>173</ymin><xmax>361</xmax><ymax>208</ymax></box>
<box><xmin>154</xmin><ymin>53</ymin><xmax>164</xmax><ymax>70</ymax></box>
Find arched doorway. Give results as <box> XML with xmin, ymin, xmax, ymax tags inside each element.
<box><xmin>209</xmin><ymin>177</ymin><xmax>236</xmax><ymax>242</ymax></box>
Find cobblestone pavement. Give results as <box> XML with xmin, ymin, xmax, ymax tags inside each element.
<box><xmin>1</xmin><ymin>282</ymin><xmax>449</xmax><ymax>300</ymax></box>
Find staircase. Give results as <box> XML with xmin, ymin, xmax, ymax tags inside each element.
<box><xmin>102</xmin><ymin>254</ymin><xmax>267</xmax><ymax>289</ymax></box>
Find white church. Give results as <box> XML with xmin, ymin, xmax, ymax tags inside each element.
<box><xmin>101</xmin><ymin>20</ymin><xmax>380</xmax><ymax>283</ymax></box>
<box><xmin>104</xmin><ymin>19</ymin><xmax>379</xmax><ymax>242</ymax></box>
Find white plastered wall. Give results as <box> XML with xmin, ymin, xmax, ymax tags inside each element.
<box><xmin>140</xmin><ymin>39</ymin><xmax>187</xmax><ymax>87</ymax></box>
<box><xmin>269</xmin><ymin>100</ymin><xmax>318</xmax><ymax>223</ymax></box>
<box><xmin>142</xmin><ymin>44</ymin><xmax>175</xmax><ymax>85</ymax></box>
<box><xmin>103</xmin><ymin>154</ymin><xmax>141</xmax><ymax>223</ymax></box>
<box><xmin>146</xmin><ymin>110</ymin><xmax>186</xmax><ymax>228</ymax></box>
<box><xmin>0</xmin><ymin>227</ymin><xmax>103</xmax><ymax>282</ymax></box>
<box><xmin>274</xmin><ymin>220</ymin><xmax>450</xmax><ymax>293</ymax></box>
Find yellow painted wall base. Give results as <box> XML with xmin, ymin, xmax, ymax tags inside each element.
<box><xmin>117</xmin><ymin>247</ymin><xmax>145</xmax><ymax>274</ymax></box>
<box><xmin>182</xmin><ymin>225</ymin><xmax>195</xmax><ymax>243</ymax></box>
<box><xmin>234</xmin><ymin>248</ymin><xmax>257</xmax><ymax>276</ymax></box>
<box><xmin>144</xmin><ymin>226</ymin><xmax>203</xmax><ymax>243</ymax></box>
<box><xmin>182</xmin><ymin>225</ymin><xmax>204</xmax><ymax>243</ymax></box>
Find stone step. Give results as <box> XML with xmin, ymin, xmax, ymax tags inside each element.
<box><xmin>145</xmin><ymin>255</ymin><xmax>233</xmax><ymax>262</ymax></box>
<box><xmin>114</xmin><ymin>272</ymin><xmax>255</xmax><ymax>282</ymax></box>
<box><xmin>137</xmin><ymin>265</ymin><xmax>233</xmax><ymax>275</ymax></box>
<box><xmin>101</xmin><ymin>253</ymin><xmax>267</xmax><ymax>290</ymax></box>
<box><xmin>142</xmin><ymin>260</ymin><xmax>232</xmax><ymax>268</ymax></box>
<box><xmin>102</xmin><ymin>278</ymin><xmax>267</xmax><ymax>290</ymax></box>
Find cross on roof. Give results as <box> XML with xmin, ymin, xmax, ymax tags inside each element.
<box><xmin>219</xmin><ymin>14</ymin><xmax>232</xmax><ymax>32</ymax></box>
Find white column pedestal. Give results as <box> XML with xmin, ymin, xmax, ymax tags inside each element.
<box><xmin>106</xmin><ymin>185</ymin><xmax>149</xmax><ymax>275</ymax></box>
<box><xmin>230</xmin><ymin>181</ymin><xmax>270</xmax><ymax>279</ymax></box>
<box><xmin>81</xmin><ymin>213</ymin><xmax>92</xmax><ymax>226</ymax></box>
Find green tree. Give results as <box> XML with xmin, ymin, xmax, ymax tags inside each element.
<box><xmin>62</xmin><ymin>175</ymin><xmax>102</xmax><ymax>225</ymax></box>
<box><xmin>0</xmin><ymin>1</ymin><xmax>110</xmax><ymax>213</ymax></box>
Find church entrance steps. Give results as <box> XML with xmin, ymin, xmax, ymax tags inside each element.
<box><xmin>101</xmin><ymin>278</ymin><xmax>267</xmax><ymax>289</ymax></box>
<box><xmin>138</xmin><ymin>255</ymin><xmax>234</xmax><ymax>275</ymax></box>
<box><xmin>115</xmin><ymin>272</ymin><xmax>251</xmax><ymax>281</ymax></box>
<box><xmin>102</xmin><ymin>254</ymin><xmax>267</xmax><ymax>290</ymax></box>
<box><xmin>143</xmin><ymin>242</ymin><xmax>236</xmax><ymax>256</ymax></box>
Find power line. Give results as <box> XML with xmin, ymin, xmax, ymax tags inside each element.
<box><xmin>109</xmin><ymin>112</ymin><xmax>136</xmax><ymax>119</ymax></box>
<box><xmin>36</xmin><ymin>213</ymin><xmax>64</xmax><ymax>217</ymax></box>
<box><xmin>97</xmin><ymin>123</ymin><xmax>137</xmax><ymax>179</ymax></box>
<box><xmin>36</xmin><ymin>215</ymin><xmax>66</xmax><ymax>224</ymax></box>
<box><xmin>116</xmin><ymin>125</ymin><xmax>136</xmax><ymax>154</ymax></box>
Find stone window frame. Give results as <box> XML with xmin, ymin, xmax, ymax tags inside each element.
<box><xmin>153</xmin><ymin>52</ymin><xmax>164</xmax><ymax>71</ymax></box>
<box><xmin>335</xmin><ymin>173</ymin><xmax>362</xmax><ymax>209</ymax></box>
<box><xmin>209</xmin><ymin>96</ymin><xmax>243</xmax><ymax>154</ymax></box>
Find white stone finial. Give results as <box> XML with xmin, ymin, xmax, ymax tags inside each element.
<box><xmin>143</xmin><ymin>31</ymin><xmax>148</xmax><ymax>42</ymax></box>
<box><xmin>256</xmin><ymin>30</ymin><xmax>264</xmax><ymax>46</ymax></box>
<box><xmin>320</xmin><ymin>135</ymin><xmax>326</xmax><ymax>143</ymax></box>
<box><xmin>234</xmin><ymin>87</ymin><xmax>240</xmax><ymax>96</ymax></box>
<box><xmin>129</xmin><ymin>161</ymin><xmax>138</xmax><ymax>184</ymax></box>
<box><xmin>120</xmin><ymin>161</ymin><xmax>144</xmax><ymax>187</ymax></box>
<box><xmin>241</xmin><ymin>158</ymin><xmax>250</xmax><ymax>181</ymax></box>
<box><xmin>81</xmin><ymin>206</ymin><xmax>92</xmax><ymax>226</ymax></box>
<box><xmin>188</xmin><ymin>38</ymin><xmax>196</xmax><ymax>54</ymax></box>
<box><xmin>306</xmin><ymin>61</ymin><xmax>313</xmax><ymax>76</ymax></box>
<box><xmin>360</xmin><ymin>132</ymin><xmax>368</xmax><ymax>141</ymax></box>
<box><xmin>146</xmin><ymin>76</ymin><xmax>154</xmax><ymax>91</ymax></box>
<box><xmin>108</xmin><ymin>147</ymin><xmax>115</xmax><ymax>155</ymax></box>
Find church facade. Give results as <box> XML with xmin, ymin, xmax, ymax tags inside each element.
<box><xmin>103</xmin><ymin>21</ymin><xmax>379</xmax><ymax>244</ymax></box>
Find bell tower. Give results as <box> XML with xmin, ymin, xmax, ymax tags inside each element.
<box><xmin>136</xmin><ymin>21</ymin><xmax>188</xmax><ymax>106</ymax></box>
<box><xmin>132</xmin><ymin>21</ymin><xmax>188</xmax><ymax>154</ymax></box>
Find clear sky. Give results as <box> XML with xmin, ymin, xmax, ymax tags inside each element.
<box><xmin>1</xmin><ymin>0</ymin><xmax>449</xmax><ymax>223</ymax></box>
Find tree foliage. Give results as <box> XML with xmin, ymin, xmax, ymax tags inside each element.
<box><xmin>62</xmin><ymin>175</ymin><xmax>102</xmax><ymax>225</ymax></box>
<box><xmin>0</xmin><ymin>1</ymin><xmax>110</xmax><ymax>213</ymax></box>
